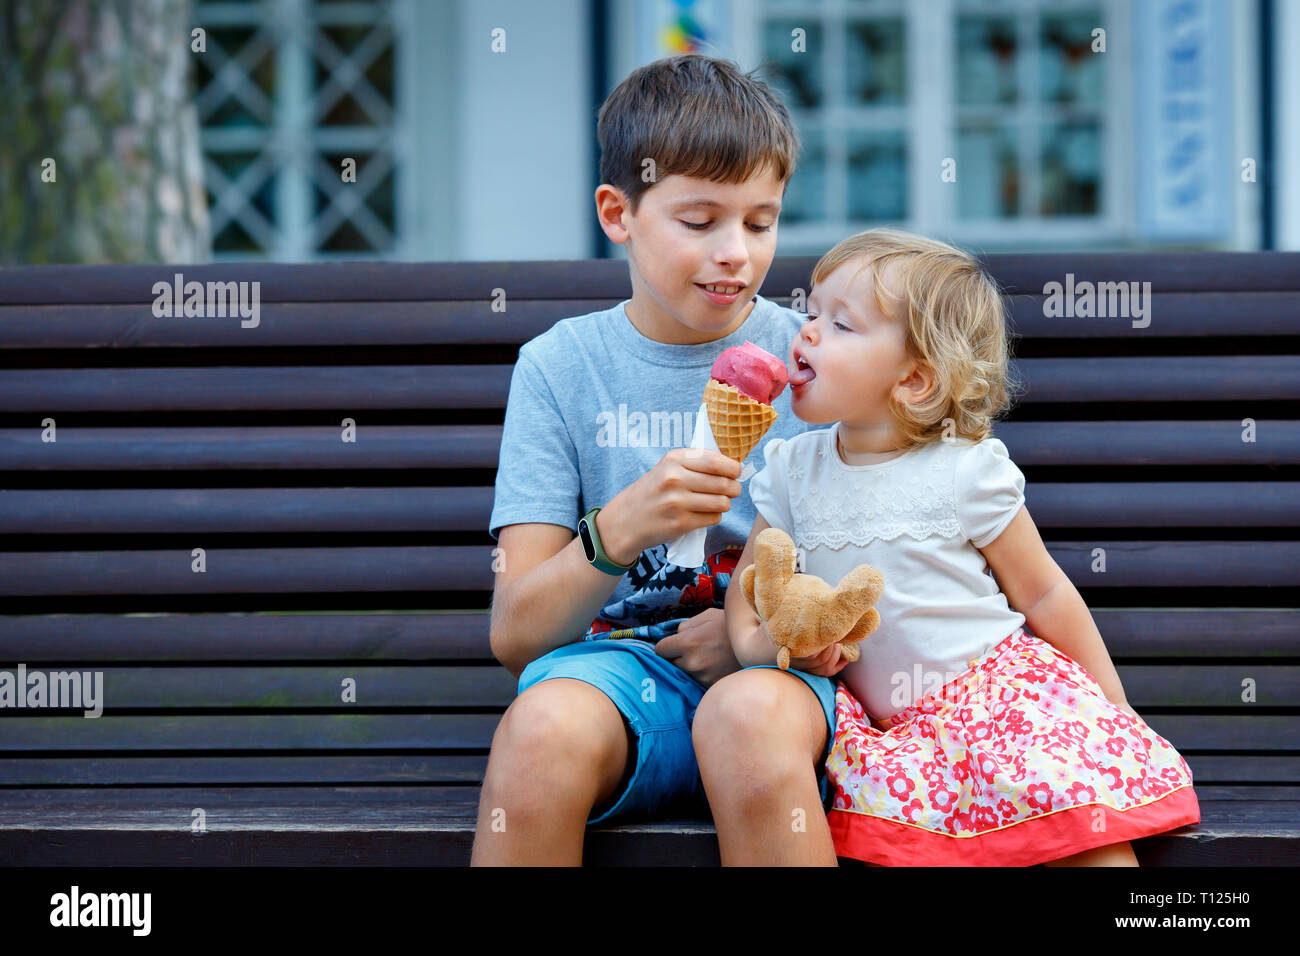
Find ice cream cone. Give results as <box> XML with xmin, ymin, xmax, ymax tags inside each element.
<box><xmin>703</xmin><ymin>378</ymin><xmax>778</xmax><ymax>462</ymax></box>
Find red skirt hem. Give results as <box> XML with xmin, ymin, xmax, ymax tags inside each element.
<box><xmin>828</xmin><ymin>782</ymin><xmax>1200</xmax><ymax>867</ymax></box>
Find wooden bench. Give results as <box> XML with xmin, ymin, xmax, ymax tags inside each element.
<box><xmin>0</xmin><ymin>254</ymin><xmax>1296</xmax><ymax>865</ymax></box>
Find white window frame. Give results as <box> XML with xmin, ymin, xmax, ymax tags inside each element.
<box><xmin>733</xmin><ymin>0</ymin><xmax>1135</xmax><ymax>253</ymax></box>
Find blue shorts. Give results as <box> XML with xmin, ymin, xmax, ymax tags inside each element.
<box><xmin>516</xmin><ymin>637</ymin><xmax>838</xmax><ymax>825</ymax></box>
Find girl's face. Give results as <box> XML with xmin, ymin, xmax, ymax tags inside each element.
<box><xmin>788</xmin><ymin>260</ymin><xmax>929</xmax><ymax>437</ymax></box>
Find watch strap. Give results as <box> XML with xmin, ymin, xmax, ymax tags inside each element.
<box><xmin>580</xmin><ymin>506</ymin><xmax>636</xmax><ymax>575</ymax></box>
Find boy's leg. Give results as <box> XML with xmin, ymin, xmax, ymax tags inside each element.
<box><xmin>470</xmin><ymin>677</ymin><xmax>635</xmax><ymax>866</ymax></box>
<box><xmin>692</xmin><ymin>668</ymin><xmax>836</xmax><ymax>866</ymax></box>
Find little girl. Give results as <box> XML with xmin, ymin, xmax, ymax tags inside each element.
<box><xmin>728</xmin><ymin>227</ymin><xmax>1199</xmax><ymax>866</ymax></box>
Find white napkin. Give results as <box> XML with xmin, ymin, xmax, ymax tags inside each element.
<box><xmin>665</xmin><ymin>400</ymin><xmax>757</xmax><ymax>569</ymax></box>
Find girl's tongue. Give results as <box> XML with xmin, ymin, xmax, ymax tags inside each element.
<box><xmin>789</xmin><ymin>363</ymin><xmax>816</xmax><ymax>386</ymax></box>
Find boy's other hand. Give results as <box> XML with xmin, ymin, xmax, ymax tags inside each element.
<box><xmin>601</xmin><ymin>448</ymin><xmax>744</xmax><ymax>562</ymax></box>
<box><xmin>655</xmin><ymin>608</ymin><xmax>742</xmax><ymax>687</ymax></box>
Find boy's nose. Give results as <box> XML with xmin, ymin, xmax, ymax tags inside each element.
<box><xmin>711</xmin><ymin>225</ymin><xmax>750</xmax><ymax>265</ymax></box>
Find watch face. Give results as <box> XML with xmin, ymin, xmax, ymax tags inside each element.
<box><xmin>579</xmin><ymin>520</ymin><xmax>596</xmax><ymax>561</ymax></box>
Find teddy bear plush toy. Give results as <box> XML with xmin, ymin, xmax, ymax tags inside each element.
<box><xmin>739</xmin><ymin>527</ymin><xmax>885</xmax><ymax>670</ymax></box>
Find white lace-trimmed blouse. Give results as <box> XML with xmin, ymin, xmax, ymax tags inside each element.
<box><xmin>749</xmin><ymin>421</ymin><xmax>1028</xmax><ymax>721</ymax></box>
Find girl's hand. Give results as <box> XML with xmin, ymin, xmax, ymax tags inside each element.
<box><xmin>790</xmin><ymin>641</ymin><xmax>851</xmax><ymax>678</ymax></box>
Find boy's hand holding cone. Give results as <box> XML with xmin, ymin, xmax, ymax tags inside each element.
<box><xmin>665</xmin><ymin>341</ymin><xmax>788</xmax><ymax>568</ymax></box>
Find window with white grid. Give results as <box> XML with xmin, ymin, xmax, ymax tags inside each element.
<box><xmin>734</xmin><ymin>0</ymin><xmax>1130</xmax><ymax>251</ymax></box>
<box><xmin>192</xmin><ymin>0</ymin><xmax>406</xmax><ymax>260</ymax></box>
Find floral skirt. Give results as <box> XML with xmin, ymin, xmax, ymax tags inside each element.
<box><xmin>825</xmin><ymin>626</ymin><xmax>1200</xmax><ymax>866</ymax></box>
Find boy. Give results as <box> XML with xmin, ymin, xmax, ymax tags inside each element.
<box><xmin>472</xmin><ymin>53</ymin><xmax>838</xmax><ymax>865</ymax></box>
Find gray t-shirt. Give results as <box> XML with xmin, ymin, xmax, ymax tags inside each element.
<box><xmin>489</xmin><ymin>293</ymin><xmax>830</xmax><ymax>638</ymax></box>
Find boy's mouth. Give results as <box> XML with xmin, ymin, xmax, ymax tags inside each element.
<box><xmin>696</xmin><ymin>282</ymin><xmax>745</xmax><ymax>305</ymax></box>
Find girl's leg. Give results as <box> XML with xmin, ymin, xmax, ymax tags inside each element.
<box><xmin>692</xmin><ymin>668</ymin><xmax>836</xmax><ymax>866</ymax></box>
<box><xmin>1043</xmin><ymin>840</ymin><xmax>1140</xmax><ymax>866</ymax></box>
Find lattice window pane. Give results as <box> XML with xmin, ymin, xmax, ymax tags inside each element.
<box><xmin>195</xmin><ymin>0</ymin><xmax>401</xmax><ymax>260</ymax></box>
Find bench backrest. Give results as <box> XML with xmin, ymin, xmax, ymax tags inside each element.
<box><xmin>0</xmin><ymin>255</ymin><xmax>1296</xmax><ymax>793</ymax></box>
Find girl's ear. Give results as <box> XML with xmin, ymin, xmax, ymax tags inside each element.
<box><xmin>896</xmin><ymin>362</ymin><xmax>936</xmax><ymax>405</ymax></box>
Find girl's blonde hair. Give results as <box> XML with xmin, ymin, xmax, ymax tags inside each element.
<box><xmin>810</xmin><ymin>227</ymin><xmax>1023</xmax><ymax>451</ymax></box>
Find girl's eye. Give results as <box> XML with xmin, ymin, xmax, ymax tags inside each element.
<box><xmin>681</xmin><ymin>221</ymin><xmax>773</xmax><ymax>232</ymax></box>
<box><xmin>804</xmin><ymin>313</ymin><xmax>850</xmax><ymax>331</ymax></box>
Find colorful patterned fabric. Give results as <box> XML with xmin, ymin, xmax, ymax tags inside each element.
<box><xmin>585</xmin><ymin>544</ymin><xmax>743</xmax><ymax>641</ymax></box>
<box><xmin>826</xmin><ymin>626</ymin><xmax>1200</xmax><ymax>866</ymax></box>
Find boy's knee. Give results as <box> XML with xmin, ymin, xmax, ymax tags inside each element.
<box><xmin>693</xmin><ymin>669</ymin><xmax>800</xmax><ymax>751</ymax></box>
<box><xmin>488</xmin><ymin>679</ymin><xmax>628</xmax><ymax>780</ymax></box>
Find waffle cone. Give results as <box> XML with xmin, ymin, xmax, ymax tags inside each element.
<box><xmin>703</xmin><ymin>378</ymin><xmax>778</xmax><ymax>462</ymax></box>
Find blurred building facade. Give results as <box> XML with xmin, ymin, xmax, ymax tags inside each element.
<box><xmin>191</xmin><ymin>0</ymin><xmax>1300</xmax><ymax>261</ymax></box>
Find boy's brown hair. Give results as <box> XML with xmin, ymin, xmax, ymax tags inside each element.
<box><xmin>597</xmin><ymin>54</ymin><xmax>800</xmax><ymax>216</ymax></box>
<box><xmin>811</xmin><ymin>227</ymin><xmax>1024</xmax><ymax>451</ymax></box>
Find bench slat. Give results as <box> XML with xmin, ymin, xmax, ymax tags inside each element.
<box><xmin>0</xmin><ymin>611</ymin><xmax>493</xmax><ymax>661</ymax></box>
<box><xmin>0</xmin><ymin>714</ymin><xmax>502</xmax><ymax>750</ymax></box>
<box><xmin>4</xmin><ymin>609</ymin><xmax>1293</xmax><ymax>661</ymax></box>
<box><xmin>1</xmin><ymin>755</ymin><xmax>1293</xmax><ymax>787</ymax></box>
<box><xmin>0</xmin><ymin>666</ymin><xmax>517</xmax><ymax>708</ymax></box>
<box><xmin>0</xmin><ymin>546</ymin><xmax>495</xmax><ymax>595</ymax></box>
<box><xmin>2</xmin><ymin>542</ymin><xmax>1296</xmax><ymax>594</ymax></box>
<box><xmin>0</xmin><ymin>487</ymin><xmax>497</xmax><ymax>534</ymax></box>
<box><xmin>0</xmin><ymin>365</ymin><xmax>514</xmax><ymax>411</ymax></box>
<box><xmin>0</xmin><ymin>755</ymin><xmax>489</xmax><ymax>785</ymax></box>
<box><xmin>2</xmin><ymin>293</ymin><xmax>1298</xmax><ymax>348</ymax></box>
<box><xmin>2</xmin><ymin>483</ymin><xmax>1296</xmax><ymax>535</ymax></box>
<box><xmin>0</xmin><ymin>664</ymin><xmax>1287</xmax><ymax>710</ymax></box>
<box><xmin>0</xmin><ymin>785</ymin><xmax>1293</xmax><ymax>866</ymax></box>
<box><xmin>2</xmin><ymin>253</ymin><xmax>1297</xmax><ymax>305</ymax></box>
<box><xmin>2</xmin><ymin>422</ymin><xmax>1297</xmax><ymax>470</ymax></box>
<box><xmin>3</xmin><ymin>356</ymin><xmax>1296</xmax><ymax>412</ymax></box>
<box><xmin>1004</xmin><ymin>292</ymin><xmax>1300</xmax><ymax>337</ymax></box>
<box><xmin>0</xmin><ymin>713</ymin><xmax>1290</xmax><ymax>752</ymax></box>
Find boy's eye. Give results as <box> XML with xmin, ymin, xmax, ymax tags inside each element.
<box><xmin>681</xmin><ymin>221</ymin><xmax>773</xmax><ymax>232</ymax></box>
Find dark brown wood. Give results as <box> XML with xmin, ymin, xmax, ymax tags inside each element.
<box><xmin>1</xmin><ymin>713</ymin><xmax>1289</xmax><ymax>753</ymax></box>
<box><xmin>0</xmin><ymin>254</ymin><xmax>1296</xmax><ymax>866</ymax></box>
<box><xmin>2</xmin><ymin>356</ymin><xmax>1295</xmax><ymax>412</ymax></box>
<box><xmin>2</xmin><ymin>293</ymin><xmax>1299</xmax><ymax>348</ymax></box>
<box><xmin>0</xmin><ymin>487</ymin><xmax>497</xmax><ymax>534</ymax></box>
<box><xmin>1</xmin><ymin>252</ymin><xmax>1297</xmax><ymax>306</ymax></box>
<box><xmin>0</xmin><ymin>546</ymin><xmax>496</xmax><ymax>595</ymax></box>
<box><xmin>0</xmin><ymin>541</ymin><xmax>1295</xmax><ymax>595</ymax></box>
<box><xmin>0</xmin><ymin>664</ymin><xmax>1285</xmax><ymax>711</ymax></box>
<box><xmin>0</xmin><ymin>611</ymin><xmax>495</xmax><ymax>661</ymax></box>
<box><xmin>0</xmin><ymin>786</ymin><xmax>1291</xmax><ymax>866</ymax></box>
<box><xmin>2</xmin><ymin>483</ymin><xmax>1295</xmax><ymax>536</ymax></box>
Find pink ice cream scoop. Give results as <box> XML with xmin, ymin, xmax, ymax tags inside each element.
<box><xmin>709</xmin><ymin>340</ymin><xmax>789</xmax><ymax>404</ymax></box>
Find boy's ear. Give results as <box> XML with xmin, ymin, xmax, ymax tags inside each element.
<box><xmin>595</xmin><ymin>184</ymin><xmax>633</xmax><ymax>245</ymax></box>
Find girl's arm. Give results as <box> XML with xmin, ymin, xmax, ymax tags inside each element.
<box><xmin>978</xmin><ymin>505</ymin><xmax>1130</xmax><ymax>708</ymax></box>
<box><xmin>726</xmin><ymin>514</ymin><xmax>780</xmax><ymax>667</ymax></box>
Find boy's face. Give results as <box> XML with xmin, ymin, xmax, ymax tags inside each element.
<box><xmin>789</xmin><ymin>259</ymin><xmax>933</xmax><ymax>441</ymax></box>
<box><xmin>596</xmin><ymin>167</ymin><xmax>784</xmax><ymax>346</ymax></box>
